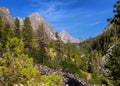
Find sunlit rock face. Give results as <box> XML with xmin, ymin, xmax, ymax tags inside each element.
<box><xmin>0</xmin><ymin>7</ymin><xmax>15</xmax><ymax>27</ymax></box>
<box><xmin>59</xmin><ymin>30</ymin><xmax>81</xmax><ymax>43</ymax></box>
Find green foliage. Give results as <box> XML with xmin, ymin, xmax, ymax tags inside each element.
<box><xmin>91</xmin><ymin>30</ymin><xmax>113</xmax><ymax>55</ymax></box>
<box><xmin>2</xmin><ymin>22</ymin><xmax>14</xmax><ymax>47</ymax></box>
<box><xmin>0</xmin><ymin>37</ymin><xmax>39</xmax><ymax>86</ymax></box>
<box><xmin>36</xmin><ymin>23</ymin><xmax>48</xmax><ymax>64</ymax></box>
<box><xmin>88</xmin><ymin>50</ymin><xmax>101</xmax><ymax>74</ymax></box>
<box><xmin>6</xmin><ymin>37</ymin><xmax>24</xmax><ymax>55</ymax></box>
<box><xmin>90</xmin><ymin>73</ymin><xmax>103</xmax><ymax>84</ymax></box>
<box><xmin>61</xmin><ymin>61</ymin><xmax>79</xmax><ymax>74</ymax></box>
<box><xmin>15</xmin><ymin>17</ymin><xmax>20</xmax><ymax>28</ymax></box>
<box><xmin>90</xmin><ymin>73</ymin><xmax>110</xmax><ymax>85</ymax></box>
<box><xmin>105</xmin><ymin>1</ymin><xmax>120</xmax><ymax>85</ymax></box>
<box><xmin>79</xmin><ymin>56</ymin><xmax>89</xmax><ymax>71</ymax></box>
<box><xmin>0</xmin><ymin>37</ymin><xmax>62</xmax><ymax>86</ymax></box>
<box><xmin>75</xmin><ymin>70</ymin><xmax>88</xmax><ymax>79</ymax></box>
<box><xmin>41</xmin><ymin>73</ymin><xmax>62</xmax><ymax>86</ymax></box>
<box><xmin>106</xmin><ymin>39</ymin><xmax>120</xmax><ymax>85</ymax></box>
<box><xmin>14</xmin><ymin>18</ymin><xmax>21</xmax><ymax>38</ymax></box>
<box><xmin>22</xmin><ymin>17</ymin><xmax>35</xmax><ymax>49</ymax></box>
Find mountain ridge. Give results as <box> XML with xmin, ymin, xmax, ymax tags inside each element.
<box><xmin>0</xmin><ymin>6</ymin><xmax>80</xmax><ymax>43</ymax></box>
<box><xmin>59</xmin><ymin>30</ymin><xmax>81</xmax><ymax>43</ymax></box>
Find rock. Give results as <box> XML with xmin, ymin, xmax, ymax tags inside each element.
<box><xmin>59</xmin><ymin>30</ymin><xmax>81</xmax><ymax>43</ymax></box>
<box><xmin>36</xmin><ymin>64</ymin><xmax>94</xmax><ymax>86</ymax></box>
<box><xmin>0</xmin><ymin>7</ymin><xmax>15</xmax><ymax>28</ymax></box>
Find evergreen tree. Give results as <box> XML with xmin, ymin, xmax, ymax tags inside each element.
<box><xmin>88</xmin><ymin>50</ymin><xmax>101</xmax><ymax>75</ymax></box>
<box><xmin>106</xmin><ymin>38</ymin><xmax>120</xmax><ymax>85</ymax></box>
<box><xmin>0</xmin><ymin>37</ymin><xmax>62</xmax><ymax>86</ymax></box>
<box><xmin>22</xmin><ymin>17</ymin><xmax>34</xmax><ymax>49</ymax></box>
<box><xmin>36</xmin><ymin>23</ymin><xmax>48</xmax><ymax>64</ymax></box>
<box><xmin>105</xmin><ymin>1</ymin><xmax>120</xmax><ymax>85</ymax></box>
<box><xmin>67</xmin><ymin>40</ymin><xmax>71</xmax><ymax>61</ymax></box>
<box><xmin>54</xmin><ymin>32</ymin><xmax>63</xmax><ymax>68</ymax></box>
<box><xmin>2</xmin><ymin>22</ymin><xmax>13</xmax><ymax>47</ymax></box>
<box><xmin>15</xmin><ymin>18</ymin><xmax>21</xmax><ymax>38</ymax></box>
<box><xmin>55</xmin><ymin>32</ymin><xmax>63</xmax><ymax>55</ymax></box>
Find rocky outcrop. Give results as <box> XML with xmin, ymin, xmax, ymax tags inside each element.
<box><xmin>29</xmin><ymin>12</ymin><xmax>57</xmax><ymax>40</ymax></box>
<box><xmin>59</xmin><ymin>30</ymin><xmax>81</xmax><ymax>43</ymax></box>
<box><xmin>0</xmin><ymin>7</ymin><xmax>15</xmax><ymax>27</ymax></box>
<box><xmin>37</xmin><ymin>64</ymin><xmax>94</xmax><ymax>86</ymax></box>
<box><xmin>100</xmin><ymin>43</ymin><xmax>116</xmax><ymax>76</ymax></box>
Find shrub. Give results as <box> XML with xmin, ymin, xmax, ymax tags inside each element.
<box><xmin>61</xmin><ymin>61</ymin><xmax>79</xmax><ymax>74</ymax></box>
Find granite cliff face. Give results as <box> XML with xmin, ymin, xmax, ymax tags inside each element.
<box><xmin>29</xmin><ymin>12</ymin><xmax>57</xmax><ymax>40</ymax></box>
<box><xmin>59</xmin><ymin>30</ymin><xmax>81</xmax><ymax>43</ymax></box>
<box><xmin>0</xmin><ymin>7</ymin><xmax>15</xmax><ymax>27</ymax></box>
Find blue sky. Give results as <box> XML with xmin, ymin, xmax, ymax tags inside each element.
<box><xmin>0</xmin><ymin>0</ymin><xmax>116</xmax><ymax>39</ymax></box>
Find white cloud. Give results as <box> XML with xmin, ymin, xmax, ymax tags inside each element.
<box><xmin>88</xmin><ymin>21</ymin><xmax>102</xmax><ymax>26</ymax></box>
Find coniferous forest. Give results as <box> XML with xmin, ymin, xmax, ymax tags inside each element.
<box><xmin>0</xmin><ymin>0</ymin><xmax>120</xmax><ymax>86</ymax></box>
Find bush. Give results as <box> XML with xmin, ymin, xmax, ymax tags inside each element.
<box><xmin>90</xmin><ymin>73</ymin><xmax>109</xmax><ymax>85</ymax></box>
<box><xmin>60</xmin><ymin>61</ymin><xmax>79</xmax><ymax>74</ymax></box>
<box><xmin>75</xmin><ymin>70</ymin><xmax>88</xmax><ymax>79</ymax></box>
<box><xmin>40</xmin><ymin>73</ymin><xmax>62</xmax><ymax>86</ymax></box>
<box><xmin>90</xmin><ymin>74</ymin><xmax>101</xmax><ymax>84</ymax></box>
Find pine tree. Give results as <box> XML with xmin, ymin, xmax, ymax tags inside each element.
<box><xmin>36</xmin><ymin>23</ymin><xmax>48</xmax><ymax>64</ymax></box>
<box><xmin>2</xmin><ymin>22</ymin><xmax>13</xmax><ymax>47</ymax></box>
<box><xmin>55</xmin><ymin>32</ymin><xmax>62</xmax><ymax>54</ymax></box>
<box><xmin>0</xmin><ymin>37</ymin><xmax>62</xmax><ymax>86</ymax></box>
<box><xmin>22</xmin><ymin>17</ymin><xmax>34</xmax><ymax>49</ymax></box>
<box><xmin>15</xmin><ymin>18</ymin><xmax>21</xmax><ymax>38</ymax></box>
<box><xmin>54</xmin><ymin>32</ymin><xmax>63</xmax><ymax>68</ymax></box>
<box><xmin>88</xmin><ymin>50</ymin><xmax>101</xmax><ymax>75</ymax></box>
<box><xmin>67</xmin><ymin>40</ymin><xmax>71</xmax><ymax>61</ymax></box>
<box><xmin>106</xmin><ymin>38</ymin><xmax>120</xmax><ymax>85</ymax></box>
<box><xmin>106</xmin><ymin>1</ymin><xmax>120</xmax><ymax>85</ymax></box>
<box><xmin>0</xmin><ymin>37</ymin><xmax>39</xmax><ymax>86</ymax></box>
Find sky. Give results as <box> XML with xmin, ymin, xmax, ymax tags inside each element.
<box><xmin>0</xmin><ymin>0</ymin><xmax>117</xmax><ymax>39</ymax></box>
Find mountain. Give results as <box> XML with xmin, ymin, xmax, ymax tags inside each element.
<box><xmin>59</xmin><ymin>30</ymin><xmax>81</xmax><ymax>43</ymax></box>
<box><xmin>0</xmin><ymin>6</ymin><xmax>80</xmax><ymax>43</ymax></box>
<box><xmin>29</xmin><ymin>13</ymin><xmax>81</xmax><ymax>43</ymax></box>
<box><xmin>29</xmin><ymin>12</ymin><xmax>57</xmax><ymax>40</ymax></box>
<box><xmin>0</xmin><ymin>7</ymin><xmax>15</xmax><ymax>27</ymax></box>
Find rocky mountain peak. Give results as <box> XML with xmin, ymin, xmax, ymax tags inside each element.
<box><xmin>29</xmin><ymin>12</ymin><xmax>45</xmax><ymax>22</ymax></box>
<box><xmin>59</xmin><ymin>30</ymin><xmax>80</xmax><ymax>43</ymax></box>
<box><xmin>29</xmin><ymin>12</ymin><xmax>57</xmax><ymax>40</ymax></box>
<box><xmin>30</xmin><ymin>12</ymin><xmax>40</xmax><ymax>17</ymax></box>
<box><xmin>0</xmin><ymin>7</ymin><xmax>10</xmax><ymax>14</ymax></box>
<box><xmin>0</xmin><ymin>6</ymin><xmax>14</xmax><ymax>27</ymax></box>
<box><xmin>60</xmin><ymin>30</ymin><xmax>68</xmax><ymax>35</ymax></box>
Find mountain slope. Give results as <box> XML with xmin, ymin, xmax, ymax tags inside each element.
<box><xmin>59</xmin><ymin>30</ymin><xmax>80</xmax><ymax>43</ymax></box>
<box><xmin>29</xmin><ymin>12</ymin><xmax>57</xmax><ymax>40</ymax></box>
<box><xmin>0</xmin><ymin>7</ymin><xmax>15</xmax><ymax>27</ymax></box>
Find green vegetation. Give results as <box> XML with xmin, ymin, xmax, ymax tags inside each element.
<box><xmin>0</xmin><ymin>1</ymin><xmax>120</xmax><ymax>85</ymax></box>
<box><xmin>0</xmin><ymin>17</ymin><xmax>62</xmax><ymax>86</ymax></box>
